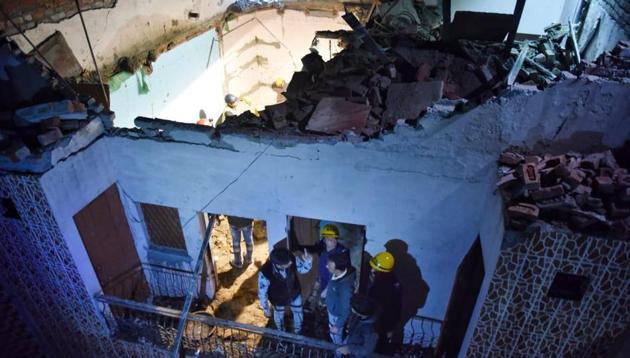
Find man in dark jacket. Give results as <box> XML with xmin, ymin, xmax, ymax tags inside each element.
<box><xmin>336</xmin><ymin>294</ymin><xmax>378</xmax><ymax>358</ymax></box>
<box><xmin>368</xmin><ymin>251</ymin><xmax>402</xmax><ymax>354</ymax></box>
<box><xmin>258</xmin><ymin>247</ymin><xmax>312</xmax><ymax>333</ymax></box>
<box><xmin>326</xmin><ymin>251</ymin><xmax>356</xmax><ymax>344</ymax></box>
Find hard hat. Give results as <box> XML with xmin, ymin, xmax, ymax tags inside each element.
<box><xmin>273</xmin><ymin>78</ymin><xmax>285</xmax><ymax>88</ymax></box>
<box><xmin>370</xmin><ymin>252</ymin><xmax>394</xmax><ymax>272</ymax></box>
<box><xmin>321</xmin><ymin>224</ymin><xmax>340</xmax><ymax>239</ymax></box>
<box><xmin>224</xmin><ymin>94</ymin><xmax>238</xmax><ymax>104</ymax></box>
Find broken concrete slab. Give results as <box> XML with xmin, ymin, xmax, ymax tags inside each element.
<box><xmin>32</xmin><ymin>31</ymin><xmax>83</xmax><ymax>79</ymax></box>
<box><xmin>305</xmin><ymin>97</ymin><xmax>371</xmax><ymax>135</ymax></box>
<box><xmin>446</xmin><ymin>11</ymin><xmax>515</xmax><ymax>42</ymax></box>
<box><xmin>14</xmin><ymin>100</ymin><xmax>87</xmax><ymax>126</ymax></box>
<box><xmin>383</xmin><ymin>81</ymin><xmax>443</xmax><ymax>125</ymax></box>
<box><xmin>37</xmin><ymin>127</ymin><xmax>63</xmax><ymax>146</ymax></box>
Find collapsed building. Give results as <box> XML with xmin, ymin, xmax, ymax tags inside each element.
<box><xmin>0</xmin><ymin>0</ymin><xmax>629</xmax><ymax>357</ymax></box>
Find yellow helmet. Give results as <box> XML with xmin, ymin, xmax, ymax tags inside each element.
<box><xmin>370</xmin><ymin>252</ymin><xmax>394</xmax><ymax>272</ymax></box>
<box><xmin>321</xmin><ymin>224</ymin><xmax>339</xmax><ymax>239</ymax></box>
<box><xmin>273</xmin><ymin>78</ymin><xmax>286</xmax><ymax>88</ymax></box>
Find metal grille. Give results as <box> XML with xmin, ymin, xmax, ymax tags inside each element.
<box><xmin>96</xmin><ymin>294</ymin><xmax>339</xmax><ymax>357</ymax></box>
<box><xmin>140</xmin><ymin>203</ymin><xmax>187</xmax><ymax>250</ymax></box>
<box><xmin>397</xmin><ymin>315</ymin><xmax>442</xmax><ymax>357</ymax></box>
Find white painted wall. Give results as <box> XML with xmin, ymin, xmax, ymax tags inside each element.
<box><xmin>11</xmin><ymin>0</ymin><xmax>230</xmax><ymax>72</ymax></box>
<box><xmin>222</xmin><ymin>9</ymin><xmax>349</xmax><ymax>108</ymax></box>
<box><xmin>40</xmin><ymin>77</ymin><xmax>630</xmax><ymax>326</ymax></box>
<box><xmin>451</xmin><ymin>0</ymin><xmax>565</xmax><ymax>34</ymax></box>
<box><xmin>110</xmin><ymin>29</ymin><xmax>224</xmax><ymax>128</ymax></box>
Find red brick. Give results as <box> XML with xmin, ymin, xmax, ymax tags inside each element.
<box><xmin>541</xmin><ymin>154</ymin><xmax>566</xmax><ymax>169</ymax></box>
<box><xmin>507</xmin><ymin>203</ymin><xmax>539</xmax><ymax>221</ymax></box>
<box><xmin>594</xmin><ymin>176</ymin><xmax>615</xmax><ymax>194</ymax></box>
<box><xmin>520</xmin><ymin>163</ymin><xmax>540</xmax><ymax>190</ymax></box>
<box><xmin>565</xmin><ymin>169</ymin><xmax>586</xmax><ymax>187</ymax></box>
<box><xmin>37</xmin><ymin>127</ymin><xmax>63</xmax><ymax>146</ymax></box>
<box><xmin>497</xmin><ymin>173</ymin><xmax>519</xmax><ymax>188</ymax></box>
<box><xmin>525</xmin><ymin>156</ymin><xmax>542</xmax><ymax>165</ymax></box>
<box><xmin>531</xmin><ymin>185</ymin><xmax>565</xmax><ymax>201</ymax></box>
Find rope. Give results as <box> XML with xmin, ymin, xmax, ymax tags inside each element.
<box><xmin>74</xmin><ymin>0</ymin><xmax>109</xmax><ymax>107</ymax></box>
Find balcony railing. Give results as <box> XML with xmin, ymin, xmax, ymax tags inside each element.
<box><xmin>95</xmin><ymin>294</ymin><xmax>340</xmax><ymax>357</ymax></box>
<box><xmin>398</xmin><ymin>315</ymin><xmax>442</xmax><ymax>357</ymax></box>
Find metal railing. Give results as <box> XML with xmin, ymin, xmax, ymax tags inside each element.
<box><xmin>95</xmin><ymin>294</ymin><xmax>339</xmax><ymax>357</ymax></box>
<box><xmin>397</xmin><ymin>315</ymin><xmax>442</xmax><ymax>357</ymax></box>
<box><xmin>100</xmin><ymin>263</ymin><xmax>202</xmax><ymax>306</ymax></box>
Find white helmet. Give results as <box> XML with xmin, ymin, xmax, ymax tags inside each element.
<box><xmin>224</xmin><ymin>94</ymin><xmax>238</xmax><ymax>104</ymax></box>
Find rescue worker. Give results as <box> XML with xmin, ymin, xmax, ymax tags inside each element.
<box><xmin>368</xmin><ymin>251</ymin><xmax>402</xmax><ymax>355</ymax></box>
<box><xmin>216</xmin><ymin>93</ymin><xmax>259</xmax><ymax>126</ymax></box>
<box><xmin>325</xmin><ymin>251</ymin><xmax>356</xmax><ymax>344</ymax></box>
<box><xmin>258</xmin><ymin>247</ymin><xmax>312</xmax><ymax>333</ymax></box>
<box><xmin>227</xmin><ymin>216</ymin><xmax>254</xmax><ymax>269</ymax></box>
<box><xmin>335</xmin><ymin>294</ymin><xmax>378</xmax><ymax>358</ymax></box>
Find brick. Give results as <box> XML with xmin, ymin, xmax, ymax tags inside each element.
<box><xmin>600</xmin><ymin>167</ymin><xmax>615</xmax><ymax>177</ymax></box>
<box><xmin>617</xmin><ymin>175</ymin><xmax>630</xmax><ymax>188</ymax></box>
<box><xmin>6</xmin><ymin>140</ymin><xmax>31</xmax><ymax>162</ymax></box>
<box><xmin>520</xmin><ymin>163</ymin><xmax>540</xmax><ymax>190</ymax></box>
<box><xmin>609</xmin><ymin>203</ymin><xmax>630</xmax><ymax>219</ymax></box>
<box><xmin>531</xmin><ymin>185</ymin><xmax>565</xmax><ymax>201</ymax></box>
<box><xmin>541</xmin><ymin>154</ymin><xmax>566</xmax><ymax>168</ymax></box>
<box><xmin>15</xmin><ymin>100</ymin><xmax>87</xmax><ymax>125</ymax></box>
<box><xmin>507</xmin><ymin>203</ymin><xmax>539</xmax><ymax>221</ymax></box>
<box><xmin>38</xmin><ymin>117</ymin><xmax>60</xmax><ymax>130</ymax></box>
<box><xmin>525</xmin><ymin>155</ymin><xmax>542</xmax><ymax>165</ymax></box>
<box><xmin>37</xmin><ymin>127</ymin><xmax>63</xmax><ymax>146</ymax></box>
<box><xmin>573</xmin><ymin>185</ymin><xmax>592</xmax><ymax>195</ymax></box>
<box><xmin>565</xmin><ymin>169</ymin><xmax>586</xmax><ymax>187</ymax></box>
<box><xmin>594</xmin><ymin>176</ymin><xmax>615</xmax><ymax>194</ymax></box>
<box><xmin>580</xmin><ymin>153</ymin><xmax>603</xmax><ymax>170</ymax></box>
<box><xmin>497</xmin><ymin>173</ymin><xmax>519</xmax><ymax>188</ymax></box>
<box><xmin>537</xmin><ymin>195</ymin><xmax>577</xmax><ymax>210</ymax></box>
<box><xmin>499</xmin><ymin>152</ymin><xmax>524</xmax><ymax>166</ymax></box>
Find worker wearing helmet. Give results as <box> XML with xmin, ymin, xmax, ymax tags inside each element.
<box><xmin>368</xmin><ymin>251</ymin><xmax>402</xmax><ymax>355</ymax></box>
<box><xmin>315</xmin><ymin>224</ymin><xmax>351</xmax><ymax>302</ymax></box>
<box><xmin>215</xmin><ymin>93</ymin><xmax>260</xmax><ymax>126</ymax></box>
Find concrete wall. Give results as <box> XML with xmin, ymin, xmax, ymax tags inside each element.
<box><xmin>579</xmin><ymin>0</ymin><xmax>630</xmax><ymax>61</ymax></box>
<box><xmin>222</xmin><ymin>9</ymin><xmax>348</xmax><ymax>108</ymax></box>
<box><xmin>451</xmin><ymin>0</ymin><xmax>565</xmax><ymax>35</ymax></box>
<box><xmin>39</xmin><ymin>77</ymin><xmax>630</xmax><ymax>324</ymax></box>
<box><xmin>11</xmin><ymin>0</ymin><xmax>230</xmax><ymax>74</ymax></box>
<box><xmin>110</xmin><ymin>29</ymin><xmax>224</xmax><ymax>128</ymax></box>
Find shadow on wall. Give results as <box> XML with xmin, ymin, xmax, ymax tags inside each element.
<box><xmin>384</xmin><ymin>239</ymin><xmax>430</xmax><ymax>343</ymax></box>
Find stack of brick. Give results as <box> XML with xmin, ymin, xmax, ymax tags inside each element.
<box><xmin>0</xmin><ymin>40</ymin><xmax>112</xmax><ymax>164</ymax></box>
<box><xmin>498</xmin><ymin>149</ymin><xmax>630</xmax><ymax>239</ymax></box>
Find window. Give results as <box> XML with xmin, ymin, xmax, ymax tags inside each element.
<box><xmin>140</xmin><ymin>203</ymin><xmax>186</xmax><ymax>250</ymax></box>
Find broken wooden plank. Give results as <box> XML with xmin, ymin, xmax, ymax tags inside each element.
<box><xmin>305</xmin><ymin>97</ymin><xmax>371</xmax><ymax>134</ymax></box>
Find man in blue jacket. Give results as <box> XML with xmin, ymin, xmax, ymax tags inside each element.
<box><xmin>325</xmin><ymin>251</ymin><xmax>356</xmax><ymax>344</ymax></box>
<box><xmin>336</xmin><ymin>294</ymin><xmax>378</xmax><ymax>358</ymax></box>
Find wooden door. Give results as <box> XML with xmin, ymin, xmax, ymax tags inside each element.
<box><xmin>436</xmin><ymin>236</ymin><xmax>485</xmax><ymax>357</ymax></box>
<box><xmin>74</xmin><ymin>184</ymin><xmax>149</xmax><ymax>301</ymax></box>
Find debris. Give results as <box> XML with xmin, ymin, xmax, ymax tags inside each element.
<box><xmin>37</xmin><ymin>127</ymin><xmax>63</xmax><ymax>146</ymax></box>
<box><xmin>15</xmin><ymin>100</ymin><xmax>87</xmax><ymax>125</ymax></box>
<box><xmin>6</xmin><ymin>140</ymin><xmax>31</xmax><ymax>163</ymax></box>
<box><xmin>32</xmin><ymin>31</ymin><xmax>83</xmax><ymax>79</ymax></box>
<box><xmin>305</xmin><ymin>97</ymin><xmax>371</xmax><ymax>135</ymax></box>
<box><xmin>383</xmin><ymin>81</ymin><xmax>443</xmax><ymax>125</ymax></box>
<box><xmin>498</xmin><ymin>149</ymin><xmax>630</xmax><ymax>238</ymax></box>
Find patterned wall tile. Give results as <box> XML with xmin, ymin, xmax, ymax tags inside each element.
<box><xmin>466</xmin><ymin>225</ymin><xmax>630</xmax><ymax>357</ymax></box>
<box><xmin>0</xmin><ymin>174</ymin><xmax>169</xmax><ymax>357</ymax></box>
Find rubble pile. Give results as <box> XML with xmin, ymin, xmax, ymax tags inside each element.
<box><xmin>583</xmin><ymin>40</ymin><xmax>630</xmax><ymax>82</ymax></box>
<box><xmin>0</xmin><ymin>40</ymin><xmax>113</xmax><ymax>166</ymax></box>
<box><xmin>497</xmin><ymin>149</ymin><xmax>630</xmax><ymax>239</ymax></box>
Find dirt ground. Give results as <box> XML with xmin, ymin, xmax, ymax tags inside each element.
<box><xmin>206</xmin><ymin>216</ymin><xmax>270</xmax><ymax>327</ymax></box>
